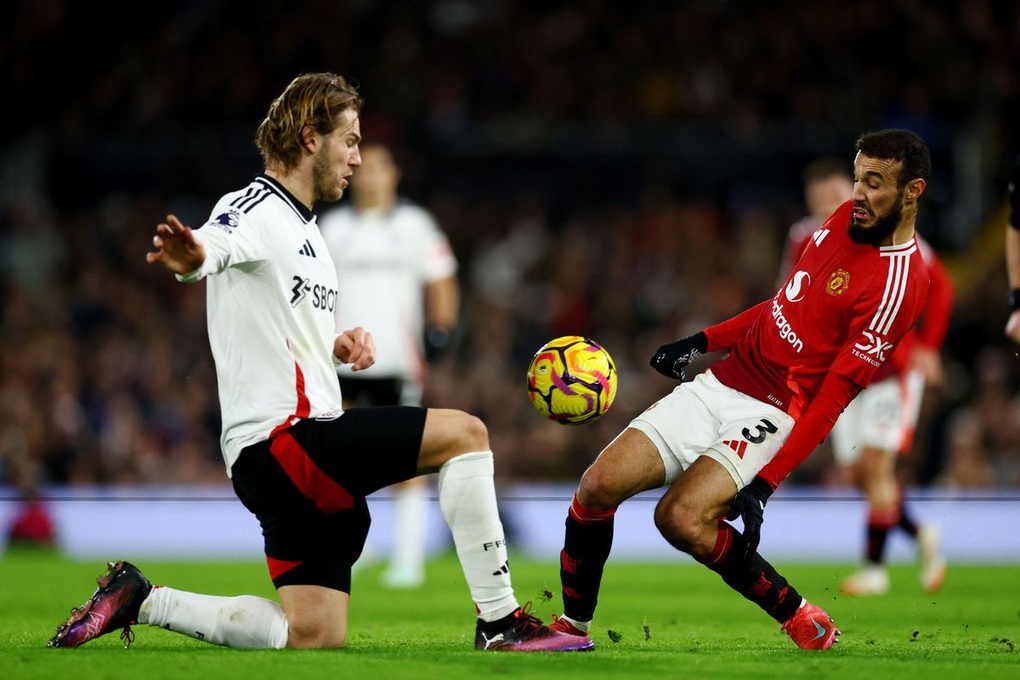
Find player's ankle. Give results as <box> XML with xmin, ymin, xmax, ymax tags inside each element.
<box><xmin>557</xmin><ymin>614</ymin><xmax>591</xmax><ymax>633</ymax></box>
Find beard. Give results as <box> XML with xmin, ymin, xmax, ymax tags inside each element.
<box><xmin>312</xmin><ymin>148</ymin><xmax>346</xmax><ymax>203</ymax></box>
<box><xmin>847</xmin><ymin>195</ymin><xmax>903</xmax><ymax>245</ymax></box>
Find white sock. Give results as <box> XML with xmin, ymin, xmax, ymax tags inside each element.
<box><xmin>139</xmin><ymin>587</ymin><xmax>289</xmax><ymax>648</ymax></box>
<box><xmin>438</xmin><ymin>451</ymin><xmax>518</xmax><ymax>622</ymax></box>
<box><xmin>389</xmin><ymin>481</ymin><xmax>427</xmax><ymax>576</ymax></box>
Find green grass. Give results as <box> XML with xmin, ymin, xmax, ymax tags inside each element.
<box><xmin>1</xmin><ymin>547</ymin><xmax>1018</xmax><ymax>679</ymax></box>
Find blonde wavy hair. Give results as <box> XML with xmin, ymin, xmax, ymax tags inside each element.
<box><xmin>255</xmin><ymin>73</ymin><xmax>363</xmax><ymax>172</ymax></box>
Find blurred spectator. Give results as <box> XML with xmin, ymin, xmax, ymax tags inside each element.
<box><xmin>936</xmin><ymin>346</ymin><xmax>1020</xmax><ymax>488</ymax></box>
<box><xmin>1</xmin><ymin>1</ymin><xmax>1019</xmax><ymax>488</ymax></box>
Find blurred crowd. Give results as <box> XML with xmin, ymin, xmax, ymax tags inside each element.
<box><xmin>2</xmin><ymin>0</ymin><xmax>1020</xmax><ymax>493</ymax></box>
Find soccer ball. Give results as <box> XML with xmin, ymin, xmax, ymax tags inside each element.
<box><xmin>526</xmin><ymin>336</ymin><xmax>618</xmax><ymax>425</ymax></box>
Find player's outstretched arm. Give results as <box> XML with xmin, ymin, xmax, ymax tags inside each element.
<box><xmin>649</xmin><ymin>299</ymin><xmax>771</xmax><ymax>381</ymax></box>
<box><xmin>145</xmin><ymin>214</ymin><xmax>206</xmax><ymax>275</ymax></box>
<box><xmin>704</xmin><ymin>298</ymin><xmax>770</xmax><ymax>350</ymax></box>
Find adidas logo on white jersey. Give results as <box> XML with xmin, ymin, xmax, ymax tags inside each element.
<box><xmin>298</xmin><ymin>240</ymin><xmax>317</xmax><ymax>257</ymax></box>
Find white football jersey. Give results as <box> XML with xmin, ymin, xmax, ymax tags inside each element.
<box><xmin>320</xmin><ymin>199</ymin><xmax>457</xmax><ymax>382</ymax></box>
<box><xmin>178</xmin><ymin>175</ymin><xmax>344</xmax><ymax>474</ymax></box>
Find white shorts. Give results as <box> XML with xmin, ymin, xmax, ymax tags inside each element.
<box><xmin>830</xmin><ymin>370</ymin><xmax>925</xmax><ymax>464</ymax></box>
<box><xmin>629</xmin><ymin>371</ymin><xmax>796</xmax><ymax>489</ymax></box>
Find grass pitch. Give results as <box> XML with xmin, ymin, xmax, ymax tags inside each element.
<box><xmin>1</xmin><ymin>548</ymin><xmax>1017</xmax><ymax>680</ymax></box>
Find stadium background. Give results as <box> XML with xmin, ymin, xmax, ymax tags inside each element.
<box><xmin>1</xmin><ymin>1</ymin><xmax>1018</xmax><ymax>560</ymax></box>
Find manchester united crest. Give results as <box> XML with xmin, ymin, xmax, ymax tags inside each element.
<box><xmin>826</xmin><ymin>268</ymin><xmax>850</xmax><ymax>295</ymax></box>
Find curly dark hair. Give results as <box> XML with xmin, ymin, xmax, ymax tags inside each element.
<box><xmin>855</xmin><ymin>129</ymin><xmax>931</xmax><ymax>187</ymax></box>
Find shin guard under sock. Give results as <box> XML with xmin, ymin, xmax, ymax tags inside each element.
<box><xmin>438</xmin><ymin>451</ymin><xmax>518</xmax><ymax>622</ymax></box>
<box><xmin>560</xmin><ymin>495</ymin><xmax>615</xmax><ymax>623</ymax></box>
<box><xmin>704</xmin><ymin>521</ymin><xmax>801</xmax><ymax>623</ymax></box>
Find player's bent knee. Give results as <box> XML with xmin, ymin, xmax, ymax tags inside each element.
<box><xmin>860</xmin><ymin>448</ymin><xmax>892</xmax><ymax>477</ymax></box>
<box><xmin>420</xmin><ymin>409</ymin><xmax>490</xmax><ymax>471</ymax></box>
<box><xmin>281</xmin><ymin>595</ymin><xmax>348</xmax><ymax>650</ymax></box>
<box><xmin>286</xmin><ymin>621</ymin><xmax>346</xmax><ymax>649</ymax></box>
<box><xmin>652</xmin><ymin>499</ymin><xmax>700</xmax><ymax>550</ymax></box>
<box><xmin>577</xmin><ymin>467</ymin><xmax>625</xmax><ymax>511</ymax></box>
<box><xmin>435</xmin><ymin>409</ymin><xmax>488</xmax><ymax>454</ymax></box>
<box><xmin>457</xmin><ymin>411</ymin><xmax>489</xmax><ymax>451</ymax></box>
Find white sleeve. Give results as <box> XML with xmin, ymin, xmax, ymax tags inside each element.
<box><xmin>174</xmin><ymin>206</ymin><xmax>268</xmax><ymax>282</ymax></box>
<box><xmin>419</xmin><ymin>212</ymin><xmax>458</xmax><ymax>283</ymax></box>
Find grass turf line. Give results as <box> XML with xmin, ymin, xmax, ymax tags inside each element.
<box><xmin>1</xmin><ymin>548</ymin><xmax>1017</xmax><ymax>680</ymax></box>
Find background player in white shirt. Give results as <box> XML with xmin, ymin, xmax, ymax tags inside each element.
<box><xmin>548</xmin><ymin>129</ymin><xmax>932</xmax><ymax>651</ymax></box>
<box><xmin>320</xmin><ymin>142</ymin><xmax>460</xmax><ymax>588</ymax></box>
<box><xmin>48</xmin><ymin>72</ymin><xmax>589</xmax><ymax>653</ymax></box>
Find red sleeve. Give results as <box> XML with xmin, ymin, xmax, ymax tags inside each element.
<box><xmin>916</xmin><ymin>254</ymin><xmax>954</xmax><ymax>349</ymax></box>
<box><xmin>757</xmin><ymin>372</ymin><xmax>862</xmax><ymax>489</ymax></box>
<box><xmin>704</xmin><ymin>299</ymin><xmax>770</xmax><ymax>352</ymax></box>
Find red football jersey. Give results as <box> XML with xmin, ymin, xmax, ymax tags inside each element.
<box><xmin>778</xmin><ymin>210</ymin><xmax>953</xmax><ymax>383</ymax></box>
<box><xmin>710</xmin><ymin>200</ymin><xmax>930</xmax><ymax>420</ymax></box>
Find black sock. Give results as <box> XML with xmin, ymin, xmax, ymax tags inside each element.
<box><xmin>898</xmin><ymin>501</ymin><xmax>919</xmax><ymax>537</ymax></box>
<box><xmin>704</xmin><ymin>522</ymin><xmax>801</xmax><ymax>623</ymax></box>
<box><xmin>560</xmin><ymin>510</ymin><xmax>614</xmax><ymax>622</ymax></box>
<box><xmin>866</xmin><ymin>522</ymin><xmax>891</xmax><ymax>564</ymax></box>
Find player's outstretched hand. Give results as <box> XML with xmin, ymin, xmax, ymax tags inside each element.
<box><xmin>649</xmin><ymin>332</ymin><xmax>708</xmax><ymax>380</ymax></box>
<box><xmin>335</xmin><ymin>326</ymin><xmax>376</xmax><ymax>371</ymax></box>
<box><xmin>146</xmin><ymin>215</ymin><xmax>206</xmax><ymax>275</ymax></box>
<box><xmin>726</xmin><ymin>476</ymin><xmax>774</xmax><ymax>557</ymax></box>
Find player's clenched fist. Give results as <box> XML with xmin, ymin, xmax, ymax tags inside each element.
<box><xmin>334</xmin><ymin>327</ymin><xmax>376</xmax><ymax>371</ymax></box>
<box><xmin>649</xmin><ymin>332</ymin><xmax>708</xmax><ymax>380</ymax></box>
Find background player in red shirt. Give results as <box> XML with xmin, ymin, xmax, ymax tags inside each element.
<box><xmin>776</xmin><ymin>157</ymin><xmax>857</xmax><ymax>286</ymax></box>
<box><xmin>548</xmin><ymin>129</ymin><xmax>932</xmax><ymax>651</ymax></box>
<box><xmin>779</xmin><ymin>160</ymin><xmax>953</xmax><ymax>596</ymax></box>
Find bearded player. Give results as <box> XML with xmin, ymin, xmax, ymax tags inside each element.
<box><xmin>778</xmin><ymin>160</ymin><xmax>953</xmax><ymax>597</ymax></box>
<box><xmin>548</xmin><ymin>129</ymin><xmax>932</xmax><ymax>650</ymax></box>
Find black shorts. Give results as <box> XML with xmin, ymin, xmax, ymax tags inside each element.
<box><xmin>230</xmin><ymin>406</ymin><xmax>427</xmax><ymax>593</ymax></box>
<box><xmin>338</xmin><ymin>376</ymin><xmax>403</xmax><ymax>407</ymax></box>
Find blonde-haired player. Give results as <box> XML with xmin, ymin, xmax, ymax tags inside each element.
<box><xmin>49</xmin><ymin>73</ymin><xmax>588</xmax><ymax>653</ymax></box>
